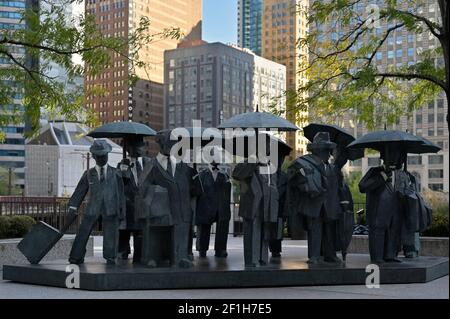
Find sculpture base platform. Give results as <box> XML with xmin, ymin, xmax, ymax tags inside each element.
<box><xmin>3</xmin><ymin>254</ymin><xmax>448</xmax><ymax>291</ymax></box>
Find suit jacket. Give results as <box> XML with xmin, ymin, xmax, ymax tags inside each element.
<box><xmin>138</xmin><ymin>158</ymin><xmax>199</xmax><ymax>225</ymax></box>
<box><xmin>195</xmin><ymin>169</ymin><xmax>232</xmax><ymax>225</ymax></box>
<box><xmin>119</xmin><ymin>157</ymin><xmax>151</xmax><ymax>230</ymax></box>
<box><xmin>69</xmin><ymin>165</ymin><xmax>125</xmax><ymax>219</ymax></box>
<box><xmin>286</xmin><ymin>154</ymin><xmax>341</xmax><ymax>221</ymax></box>
<box><xmin>359</xmin><ymin>167</ymin><xmax>407</xmax><ymax>229</ymax></box>
<box><xmin>277</xmin><ymin>170</ymin><xmax>289</xmax><ymax>218</ymax></box>
<box><xmin>232</xmin><ymin>162</ymin><xmax>279</xmax><ymax>223</ymax></box>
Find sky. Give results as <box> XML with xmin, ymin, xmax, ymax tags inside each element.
<box><xmin>202</xmin><ymin>0</ymin><xmax>237</xmax><ymax>44</ymax></box>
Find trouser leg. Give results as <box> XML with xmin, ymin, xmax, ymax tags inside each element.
<box><xmin>118</xmin><ymin>230</ymin><xmax>131</xmax><ymax>256</ymax></box>
<box><xmin>197</xmin><ymin>224</ymin><xmax>212</xmax><ymax>254</ymax></box>
<box><xmin>260</xmin><ymin>222</ymin><xmax>270</xmax><ymax>265</ymax></box>
<box><xmin>69</xmin><ymin>214</ymin><xmax>98</xmax><ymax>263</ymax></box>
<box><xmin>173</xmin><ymin>222</ymin><xmax>191</xmax><ymax>265</ymax></box>
<box><xmin>141</xmin><ymin>224</ymin><xmax>171</xmax><ymax>266</ymax></box>
<box><xmin>385</xmin><ymin>212</ymin><xmax>402</xmax><ymax>261</ymax></box>
<box><xmin>132</xmin><ymin>230</ymin><xmax>143</xmax><ymax>263</ymax></box>
<box><xmin>370</xmin><ymin>226</ymin><xmax>387</xmax><ymax>262</ymax></box>
<box><xmin>307</xmin><ymin>217</ymin><xmax>322</xmax><ymax>260</ymax></box>
<box><xmin>102</xmin><ymin>216</ymin><xmax>119</xmax><ymax>261</ymax></box>
<box><xmin>322</xmin><ymin>220</ymin><xmax>338</xmax><ymax>261</ymax></box>
<box><xmin>243</xmin><ymin>218</ymin><xmax>260</xmax><ymax>266</ymax></box>
<box><xmin>269</xmin><ymin>239</ymin><xmax>282</xmax><ymax>254</ymax></box>
<box><xmin>214</xmin><ymin>219</ymin><xmax>229</xmax><ymax>253</ymax></box>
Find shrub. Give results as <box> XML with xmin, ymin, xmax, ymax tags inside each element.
<box><xmin>0</xmin><ymin>215</ymin><xmax>36</xmax><ymax>239</ymax></box>
<box><xmin>421</xmin><ymin>213</ymin><xmax>449</xmax><ymax>237</ymax></box>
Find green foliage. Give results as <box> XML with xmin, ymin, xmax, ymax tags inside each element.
<box><xmin>0</xmin><ymin>167</ymin><xmax>22</xmax><ymax>195</ymax></box>
<box><xmin>0</xmin><ymin>215</ymin><xmax>36</xmax><ymax>239</ymax></box>
<box><xmin>421</xmin><ymin>213</ymin><xmax>449</xmax><ymax>237</ymax></box>
<box><xmin>0</xmin><ymin>0</ymin><xmax>182</xmax><ymax>140</ymax></box>
<box><xmin>298</xmin><ymin>0</ymin><xmax>448</xmax><ymax>129</ymax></box>
<box><xmin>344</xmin><ymin>171</ymin><xmax>366</xmax><ymax>205</ymax></box>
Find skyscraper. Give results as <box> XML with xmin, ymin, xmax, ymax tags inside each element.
<box><xmin>164</xmin><ymin>41</ymin><xmax>286</xmax><ymax>129</ymax></box>
<box><xmin>0</xmin><ymin>0</ymin><xmax>30</xmax><ymax>190</ymax></box>
<box><xmin>261</xmin><ymin>0</ymin><xmax>309</xmax><ymax>157</ymax></box>
<box><xmin>84</xmin><ymin>0</ymin><xmax>202</xmax><ymax>154</ymax></box>
<box><xmin>237</xmin><ymin>0</ymin><xmax>263</xmax><ymax>56</ymax></box>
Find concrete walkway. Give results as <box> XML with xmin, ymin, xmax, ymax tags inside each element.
<box><xmin>1</xmin><ymin>236</ymin><xmax>448</xmax><ymax>299</ymax></box>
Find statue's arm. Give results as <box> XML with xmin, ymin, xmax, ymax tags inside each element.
<box><xmin>358</xmin><ymin>167</ymin><xmax>384</xmax><ymax>193</ymax></box>
<box><xmin>232</xmin><ymin>163</ymin><xmax>257</xmax><ymax>181</ymax></box>
<box><xmin>68</xmin><ymin>171</ymin><xmax>89</xmax><ymax>209</ymax></box>
<box><xmin>117</xmin><ymin>170</ymin><xmax>126</xmax><ymax>219</ymax></box>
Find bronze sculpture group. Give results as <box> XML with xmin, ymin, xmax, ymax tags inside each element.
<box><xmin>20</xmin><ymin>120</ymin><xmax>436</xmax><ymax>269</ymax></box>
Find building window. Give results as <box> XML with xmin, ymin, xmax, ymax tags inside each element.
<box><xmin>428</xmin><ymin>184</ymin><xmax>443</xmax><ymax>191</ymax></box>
<box><xmin>408</xmin><ymin>155</ymin><xmax>422</xmax><ymax>165</ymax></box>
<box><xmin>428</xmin><ymin>155</ymin><xmax>443</xmax><ymax>165</ymax></box>
<box><xmin>428</xmin><ymin>169</ymin><xmax>443</xmax><ymax>179</ymax></box>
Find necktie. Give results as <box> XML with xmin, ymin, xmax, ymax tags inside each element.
<box><xmin>99</xmin><ymin>166</ymin><xmax>105</xmax><ymax>182</ymax></box>
<box><xmin>166</xmin><ymin>159</ymin><xmax>173</xmax><ymax>177</ymax></box>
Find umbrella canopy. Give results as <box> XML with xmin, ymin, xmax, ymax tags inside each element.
<box><xmin>347</xmin><ymin>130</ymin><xmax>424</xmax><ymax>152</ymax></box>
<box><xmin>304</xmin><ymin>123</ymin><xmax>364</xmax><ymax>160</ymax></box>
<box><xmin>169</xmin><ymin>127</ymin><xmax>226</xmax><ymax>147</ymax></box>
<box><xmin>407</xmin><ymin>136</ymin><xmax>441</xmax><ymax>154</ymax></box>
<box><xmin>230</xmin><ymin>132</ymin><xmax>292</xmax><ymax>159</ymax></box>
<box><xmin>304</xmin><ymin>123</ymin><xmax>355</xmax><ymax>146</ymax></box>
<box><xmin>87</xmin><ymin>121</ymin><xmax>157</xmax><ymax>158</ymax></box>
<box><xmin>87</xmin><ymin>121</ymin><xmax>157</xmax><ymax>138</ymax></box>
<box><xmin>217</xmin><ymin>111</ymin><xmax>299</xmax><ymax>132</ymax></box>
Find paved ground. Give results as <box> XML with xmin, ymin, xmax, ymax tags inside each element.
<box><xmin>0</xmin><ymin>236</ymin><xmax>448</xmax><ymax>299</ymax></box>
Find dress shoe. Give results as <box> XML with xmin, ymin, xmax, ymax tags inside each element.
<box><xmin>68</xmin><ymin>258</ymin><xmax>83</xmax><ymax>265</ymax></box>
<box><xmin>106</xmin><ymin>258</ymin><xmax>117</xmax><ymax>265</ymax></box>
<box><xmin>271</xmin><ymin>252</ymin><xmax>281</xmax><ymax>258</ymax></box>
<box><xmin>119</xmin><ymin>251</ymin><xmax>129</xmax><ymax>260</ymax></box>
<box><xmin>214</xmin><ymin>251</ymin><xmax>228</xmax><ymax>258</ymax></box>
<box><xmin>179</xmin><ymin>258</ymin><xmax>194</xmax><ymax>268</ymax></box>
<box><xmin>307</xmin><ymin>257</ymin><xmax>319</xmax><ymax>264</ymax></box>
<box><xmin>199</xmin><ymin>251</ymin><xmax>207</xmax><ymax>258</ymax></box>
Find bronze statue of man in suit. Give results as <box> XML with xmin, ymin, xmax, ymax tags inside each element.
<box><xmin>137</xmin><ymin>130</ymin><xmax>200</xmax><ymax>268</ymax></box>
<box><xmin>232</xmin><ymin>139</ymin><xmax>280</xmax><ymax>267</ymax></box>
<box><xmin>287</xmin><ymin>132</ymin><xmax>342</xmax><ymax>264</ymax></box>
<box><xmin>195</xmin><ymin>162</ymin><xmax>232</xmax><ymax>258</ymax></box>
<box><xmin>359</xmin><ymin>145</ymin><xmax>415</xmax><ymax>263</ymax></box>
<box><xmin>118</xmin><ymin>137</ymin><xmax>150</xmax><ymax>263</ymax></box>
<box><xmin>68</xmin><ymin>140</ymin><xmax>125</xmax><ymax>265</ymax></box>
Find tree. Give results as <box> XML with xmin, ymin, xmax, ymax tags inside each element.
<box><xmin>296</xmin><ymin>0</ymin><xmax>449</xmax><ymax>130</ymax></box>
<box><xmin>0</xmin><ymin>166</ymin><xmax>22</xmax><ymax>195</ymax></box>
<box><xmin>0</xmin><ymin>0</ymin><xmax>181</xmax><ymax>140</ymax></box>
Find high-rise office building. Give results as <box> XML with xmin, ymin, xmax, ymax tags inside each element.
<box><xmin>238</xmin><ymin>0</ymin><xmax>309</xmax><ymax>156</ymax></box>
<box><xmin>0</xmin><ymin>0</ymin><xmax>30</xmax><ymax>189</ymax></box>
<box><xmin>237</xmin><ymin>0</ymin><xmax>263</xmax><ymax>56</ymax></box>
<box><xmin>317</xmin><ymin>0</ymin><xmax>448</xmax><ymax>192</ymax></box>
<box><xmin>85</xmin><ymin>0</ymin><xmax>202</xmax><ymax>154</ymax></box>
<box><xmin>164</xmin><ymin>41</ymin><xmax>286</xmax><ymax>129</ymax></box>
<box><xmin>164</xmin><ymin>42</ymin><xmax>254</xmax><ymax>128</ymax></box>
<box><xmin>261</xmin><ymin>0</ymin><xmax>309</xmax><ymax>157</ymax></box>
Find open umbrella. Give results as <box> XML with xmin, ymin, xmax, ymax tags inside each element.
<box><xmin>217</xmin><ymin>109</ymin><xmax>299</xmax><ymax>132</ymax></box>
<box><xmin>303</xmin><ymin>123</ymin><xmax>364</xmax><ymax>160</ymax></box>
<box><xmin>407</xmin><ymin>136</ymin><xmax>441</xmax><ymax>154</ymax></box>
<box><xmin>218</xmin><ymin>108</ymin><xmax>298</xmax><ymax>159</ymax></box>
<box><xmin>347</xmin><ymin>130</ymin><xmax>424</xmax><ymax>152</ymax></box>
<box><xmin>402</xmin><ymin>136</ymin><xmax>441</xmax><ymax>171</ymax></box>
<box><xmin>87</xmin><ymin>121</ymin><xmax>157</xmax><ymax>158</ymax></box>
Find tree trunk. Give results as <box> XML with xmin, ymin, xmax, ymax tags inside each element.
<box><xmin>438</xmin><ymin>0</ymin><xmax>449</xmax><ymax>132</ymax></box>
